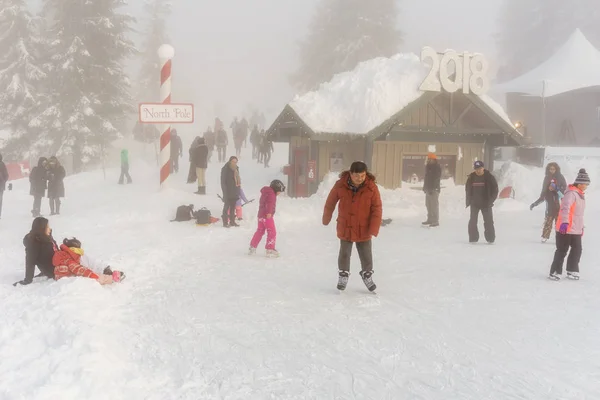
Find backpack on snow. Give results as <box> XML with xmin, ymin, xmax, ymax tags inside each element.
<box><xmin>193</xmin><ymin>208</ymin><xmax>211</xmax><ymax>225</ymax></box>
<box><xmin>171</xmin><ymin>204</ymin><xmax>194</xmax><ymax>222</ymax></box>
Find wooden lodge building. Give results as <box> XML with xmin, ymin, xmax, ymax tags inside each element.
<box><xmin>267</xmin><ymin>54</ymin><xmax>523</xmax><ymax>198</ymax></box>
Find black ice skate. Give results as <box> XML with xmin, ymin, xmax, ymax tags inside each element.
<box><xmin>337</xmin><ymin>271</ymin><xmax>349</xmax><ymax>291</ymax></box>
<box><xmin>360</xmin><ymin>270</ymin><xmax>377</xmax><ymax>292</ymax></box>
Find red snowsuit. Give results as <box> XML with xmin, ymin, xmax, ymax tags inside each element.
<box><xmin>52</xmin><ymin>244</ymin><xmax>99</xmax><ymax>281</ymax></box>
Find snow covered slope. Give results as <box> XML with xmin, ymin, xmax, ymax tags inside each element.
<box><xmin>1</xmin><ymin>146</ymin><xmax>599</xmax><ymax>399</ymax></box>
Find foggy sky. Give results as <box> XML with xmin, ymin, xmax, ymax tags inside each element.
<box><xmin>161</xmin><ymin>0</ymin><xmax>502</xmax><ymax>130</ymax></box>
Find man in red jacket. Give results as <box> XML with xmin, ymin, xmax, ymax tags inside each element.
<box><xmin>323</xmin><ymin>161</ymin><xmax>383</xmax><ymax>292</ymax></box>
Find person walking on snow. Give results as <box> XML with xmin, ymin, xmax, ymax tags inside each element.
<box><xmin>323</xmin><ymin>161</ymin><xmax>382</xmax><ymax>292</ymax></box>
<box><xmin>46</xmin><ymin>156</ymin><xmax>65</xmax><ymax>215</ymax></box>
<box><xmin>119</xmin><ymin>149</ymin><xmax>132</xmax><ymax>184</ymax></box>
<box><xmin>29</xmin><ymin>157</ymin><xmax>48</xmax><ymax>217</ymax></box>
<box><xmin>530</xmin><ymin>162</ymin><xmax>567</xmax><ymax>242</ymax></box>
<box><xmin>170</xmin><ymin>129</ymin><xmax>183</xmax><ymax>173</ymax></box>
<box><xmin>248</xmin><ymin>180</ymin><xmax>285</xmax><ymax>257</ymax></box>
<box><xmin>216</xmin><ymin>124</ymin><xmax>228</xmax><ymax>163</ymax></box>
<box><xmin>53</xmin><ymin>237</ymin><xmax>125</xmax><ymax>284</ymax></box>
<box><xmin>465</xmin><ymin>160</ymin><xmax>499</xmax><ymax>244</ymax></box>
<box><xmin>422</xmin><ymin>153</ymin><xmax>441</xmax><ymax>227</ymax></box>
<box><xmin>0</xmin><ymin>153</ymin><xmax>8</xmax><ymax>219</ymax></box>
<box><xmin>548</xmin><ymin>169</ymin><xmax>590</xmax><ymax>281</ymax></box>
<box><xmin>220</xmin><ymin>156</ymin><xmax>241</xmax><ymax>228</ymax></box>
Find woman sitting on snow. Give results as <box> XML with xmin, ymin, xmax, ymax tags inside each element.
<box><xmin>13</xmin><ymin>217</ymin><xmax>58</xmax><ymax>286</ymax></box>
<box><xmin>53</xmin><ymin>238</ymin><xmax>125</xmax><ymax>285</ymax></box>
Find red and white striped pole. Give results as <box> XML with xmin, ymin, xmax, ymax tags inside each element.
<box><xmin>158</xmin><ymin>44</ymin><xmax>175</xmax><ymax>188</ymax></box>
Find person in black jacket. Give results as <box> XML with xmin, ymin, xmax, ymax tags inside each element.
<box><xmin>465</xmin><ymin>160</ymin><xmax>499</xmax><ymax>243</ymax></box>
<box><xmin>530</xmin><ymin>162</ymin><xmax>567</xmax><ymax>242</ymax></box>
<box><xmin>422</xmin><ymin>153</ymin><xmax>442</xmax><ymax>227</ymax></box>
<box><xmin>220</xmin><ymin>156</ymin><xmax>240</xmax><ymax>227</ymax></box>
<box><xmin>47</xmin><ymin>156</ymin><xmax>66</xmax><ymax>215</ymax></box>
<box><xmin>0</xmin><ymin>153</ymin><xmax>8</xmax><ymax>218</ymax></box>
<box><xmin>14</xmin><ymin>217</ymin><xmax>58</xmax><ymax>286</ymax></box>
<box><xmin>187</xmin><ymin>137</ymin><xmax>209</xmax><ymax>194</ymax></box>
<box><xmin>29</xmin><ymin>157</ymin><xmax>48</xmax><ymax>217</ymax></box>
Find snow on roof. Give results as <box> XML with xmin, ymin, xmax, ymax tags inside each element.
<box><xmin>493</xmin><ymin>29</ymin><xmax>600</xmax><ymax>97</ymax></box>
<box><xmin>289</xmin><ymin>53</ymin><xmax>514</xmax><ymax>134</ymax></box>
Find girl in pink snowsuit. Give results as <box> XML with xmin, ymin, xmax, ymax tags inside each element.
<box><xmin>249</xmin><ymin>180</ymin><xmax>285</xmax><ymax>257</ymax></box>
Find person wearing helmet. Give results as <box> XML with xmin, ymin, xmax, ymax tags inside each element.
<box><xmin>248</xmin><ymin>179</ymin><xmax>286</xmax><ymax>257</ymax></box>
<box><xmin>52</xmin><ymin>237</ymin><xmax>125</xmax><ymax>284</ymax></box>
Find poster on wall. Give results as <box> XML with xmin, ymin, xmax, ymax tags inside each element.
<box><xmin>330</xmin><ymin>152</ymin><xmax>344</xmax><ymax>172</ymax></box>
<box><xmin>402</xmin><ymin>154</ymin><xmax>456</xmax><ymax>184</ymax></box>
<box><xmin>307</xmin><ymin>160</ymin><xmax>317</xmax><ymax>182</ymax></box>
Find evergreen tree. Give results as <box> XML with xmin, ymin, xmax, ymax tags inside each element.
<box><xmin>135</xmin><ymin>0</ymin><xmax>171</xmax><ymax>104</ymax></box>
<box><xmin>496</xmin><ymin>0</ymin><xmax>600</xmax><ymax>81</ymax></box>
<box><xmin>0</xmin><ymin>0</ymin><xmax>45</xmax><ymax>159</ymax></box>
<box><xmin>33</xmin><ymin>0</ymin><xmax>136</xmax><ymax>169</ymax></box>
<box><xmin>291</xmin><ymin>0</ymin><xmax>402</xmax><ymax>92</ymax></box>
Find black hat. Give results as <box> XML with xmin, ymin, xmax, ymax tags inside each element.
<box><xmin>474</xmin><ymin>160</ymin><xmax>484</xmax><ymax>169</ymax></box>
<box><xmin>63</xmin><ymin>237</ymin><xmax>82</xmax><ymax>248</ymax></box>
<box><xmin>270</xmin><ymin>179</ymin><xmax>286</xmax><ymax>193</ymax></box>
<box><xmin>574</xmin><ymin>168</ymin><xmax>591</xmax><ymax>185</ymax></box>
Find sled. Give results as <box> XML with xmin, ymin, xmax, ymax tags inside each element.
<box><xmin>498</xmin><ymin>186</ymin><xmax>515</xmax><ymax>199</ymax></box>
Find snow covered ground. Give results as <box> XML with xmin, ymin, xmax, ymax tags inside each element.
<box><xmin>1</xmin><ymin>144</ymin><xmax>599</xmax><ymax>399</ymax></box>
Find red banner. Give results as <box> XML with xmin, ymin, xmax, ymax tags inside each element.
<box><xmin>6</xmin><ymin>161</ymin><xmax>30</xmax><ymax>180</ymax></box>
<box><xmin>307</xmin><ymin>160</ymin><xmax>317</xmax><ymax>182</ymax></box>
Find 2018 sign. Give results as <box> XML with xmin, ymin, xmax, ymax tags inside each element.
<box><xmin>419</xmin><ymin>47</ymin><xmax>489</xmax><ymax>95</ymax></box>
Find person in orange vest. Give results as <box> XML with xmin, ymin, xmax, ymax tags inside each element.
<box><xmin>548</xmin><ymin>169</ymin><xmax>590</xmax><ymax>281</ymax></box>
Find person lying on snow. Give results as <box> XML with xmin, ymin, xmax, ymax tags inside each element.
<box><xmin>53</xmin><ymin>238</ymin><xmax>125</xmax><ymax>285</ymax></box>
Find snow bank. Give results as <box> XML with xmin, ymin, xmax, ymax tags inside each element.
<box><xmin>290</xmin><ymin>54</ymin><xmax>427</xmax><ymax>134</ymax></box>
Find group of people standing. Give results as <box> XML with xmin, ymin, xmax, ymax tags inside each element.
<box><xmin>422</xmin><ymin>154</ymin><xmax>590</xmax><ymax>282</ymax></box>
<box><xmin>29</xmin><ymin>156</ymin><xmax>66</xmax><ymax>217</ymax></box>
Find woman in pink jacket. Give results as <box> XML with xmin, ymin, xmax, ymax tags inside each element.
<box><xmin>248</xmin><ymin>180</ymin><xmax>285</xmax><ymax>257</ymax></box>
<box><xmin>549</xmin><ymin>169</ymin><xmax>590</xmax><ymax>280</ymax></box>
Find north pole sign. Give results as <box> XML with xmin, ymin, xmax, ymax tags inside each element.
<box><xmin>419</xmin><ymin>47</ymin><xmax>490</xmax><ymax>95</ymax></box>
<box><xmin>139</xmin><ymin>103</ymin><xmax>194</xmax><ymax>123</ymax></box>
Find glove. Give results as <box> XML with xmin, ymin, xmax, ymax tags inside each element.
<box><xmin>13</xmin><ymin>280</ymin><xmax>31</xmax><ymax>287</ymax></box>
<box><xmin>559</xmin><ymin>223</ymin><xmax>569</xmax><ymax>234</ymax></box>
<box><xmin>530</xmin><ymin>203</ymin><xmax>535</xmax><ymax>211</ymax></box>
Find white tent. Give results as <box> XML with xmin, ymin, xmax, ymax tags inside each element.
<box><xmin>494</xmin><ymin>29</ymin><xmax>600</xmax><ymax>97</ymax></box>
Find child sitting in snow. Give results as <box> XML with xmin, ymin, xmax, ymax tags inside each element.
<box><xmin>52</xmin><ymin>238</ymin><xmax>125</xmax><ymax>285</ymax></box>
<box><xmin>248</xmin><ymin>180</ymin><xmax>285</xmax><ymax>257</ymax></box>
<box><xmin>235</xmin><ymin>187</ymin><xmax>250</xmax><ymax>221</ymax></box>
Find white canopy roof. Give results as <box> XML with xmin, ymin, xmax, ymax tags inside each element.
<box><xmin>494</xmin><ymin>29</ymin><xmax>600</xmax><ymax>97</ymax></box>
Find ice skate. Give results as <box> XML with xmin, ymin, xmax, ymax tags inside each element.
<box><xmin>337</xmin><ymin>271</ymin><xmax>349</xmax><ymax>291</ymax></box>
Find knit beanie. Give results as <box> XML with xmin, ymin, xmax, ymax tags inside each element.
<box><xmin>574</xmin><ymin>168</ymin><xmax>590</xmax><ymax>185</ymax></box>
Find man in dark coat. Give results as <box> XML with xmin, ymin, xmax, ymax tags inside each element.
<box><xmin>530</xmin><ymin>162</ymin><xmax>567</xmax><ymax>242</ymax></box>
<box><xmin>0</xmin><ymin>154</ymin><xmax>8</xmax><ymax>218</ymax></box>
<box><xmin>29</xmin><ymin>157</ymin><xmax>48</xmax><ymax>217</ymax></box>
<box><xmin>220</xmin><ymin>156</ymin><xmax>240</xmax><ymax>227</ymax></box>
<box><xmin>170</xmin><ymin>129</ymin><xmax>183</xmax><ymax>173</ymax></box>
<box><xmin>187</xmin><ymin>137</ymin><xmax>209</xmax><ymax>194</ymax></box>
<box><xmin>47</xmin><ymin>156</ymin><xmax>66</xmax><ymax>215</ymax></box>
<box><xmin>465</xmin><ymin>160</ymin><xmax>499</xmax><ymax>243</ymax></box>
<box><xmin>422</xmin><ymin>153</ymin><xmax>441</xmax><ymax>227</ymax></box>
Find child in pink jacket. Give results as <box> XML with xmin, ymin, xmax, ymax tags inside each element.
<box><xmin>549</xmin><ymin>169</ymin><xmax>589</xmax><ymax>281</ymax></box>
<box><xmin>248</xmin><ymin>180</ymin><xmax>285</xmax><ymax>257</ymax></box>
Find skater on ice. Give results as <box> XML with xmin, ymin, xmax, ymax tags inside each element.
<box><xmin>322</xmin><ymin>161</ymin><xmax>382</xmax><ymax>292</ymax></box>
<box><xmin>248</xmin><ymin>179</ymin><xmax>285</xmax><ymax>257</ymax></box>
<box><xmin>220</xmin><ymin>156</ymin><xmax>241</xmax><ymax>228</ymax></box>
<box><xmin>530</xmin><ymin>162</ymin><xmax>567</xmax><ymax>242</ymax></box>
<box><xmin>548</xmin><ymin>169</ymin><xmax>590</xmax><ymax>281</ymax></box>
<box><xmin>422</xmin><ymin>152</ymin><xmax>441</xmax><ymax>227</ymax></box>
<box><xmin>14</xmin><ymin>217</ymin><xmax>58</xmax><ymax>286</ymax></box>
<box><xmin>465</xmin><ymin>160</ymin><xmax>499</xmax><ymax>244</ymax></box>
<box><xmin>235</xmin><ymin>186</ymin><xmax>250</xmax><ymax>221</ymax></box>
<box><xmin>53</xmin><ymin>237</ymin><xmax>125</xmax><ymax>284</ymax></box>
